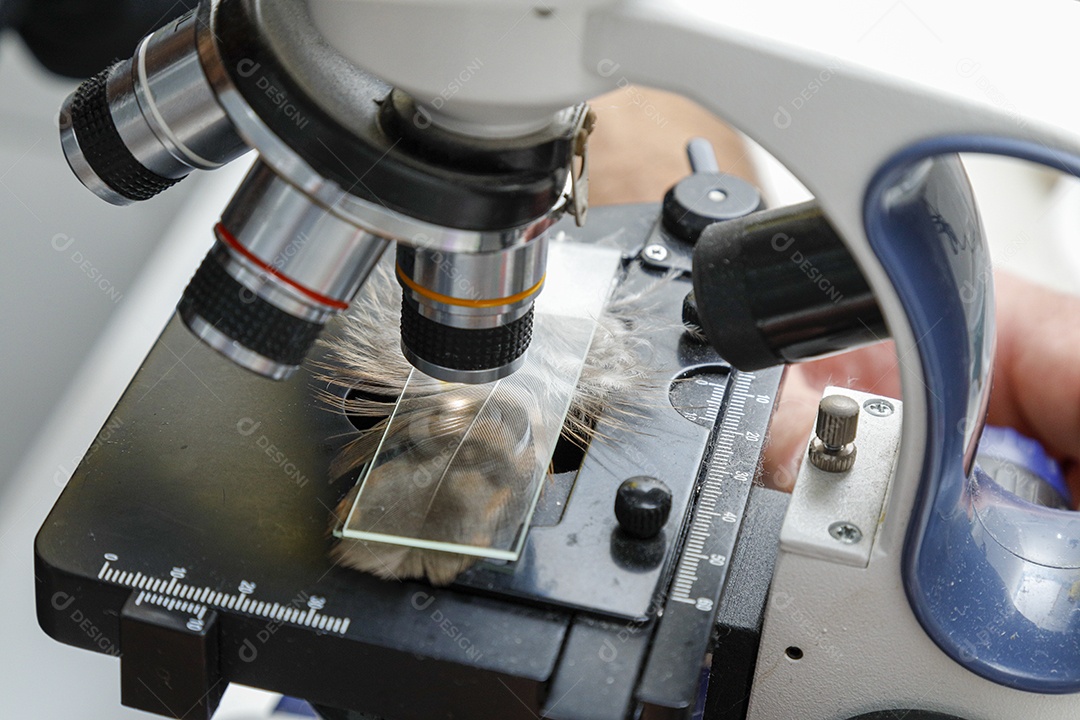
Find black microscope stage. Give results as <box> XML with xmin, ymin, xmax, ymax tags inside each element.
<box><xmin>35</xmin><ymin>205</ymin><xmax>785</xmax><ymax>720</ymax></box>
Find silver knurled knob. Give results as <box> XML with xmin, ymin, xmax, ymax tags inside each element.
<box><xmin>808</xmin><ymin>394</ymin><xmax>859</xmax><ymax>473</ymax></box>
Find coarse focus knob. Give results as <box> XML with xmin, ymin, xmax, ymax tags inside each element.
<box><xmin>691</xmin><ymin>200</ymin><xmax>886</xmax><ymax>371</ymax></box>
<box><xmin>615</xmin><ymin>477</ymin><xmax>673</xmax><ymax>539</ymax></box>
<box><xmin>808</xmin><ymin>395</ymin><xmax>859</xmax><ymax>473</ymax></box>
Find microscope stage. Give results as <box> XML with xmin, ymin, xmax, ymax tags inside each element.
<box><xmin>35</xmin><ymin>205</ymin><xmax>783</xmax><ymax>720</ymax></box>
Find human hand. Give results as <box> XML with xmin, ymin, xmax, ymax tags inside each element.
<box><xmin>763</xmin><ymin>270</ymin><xmax>1080</xmax><ymax>504</ymax></box>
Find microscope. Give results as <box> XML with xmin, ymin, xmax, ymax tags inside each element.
<box><xmin>34</xmin><ymin>1</ymin><xmax>1080</xmax><ymax>719</ymax></box>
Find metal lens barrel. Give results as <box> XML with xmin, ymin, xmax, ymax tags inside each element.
<box><xmin>179</xmin><ymin>161</ymin><xmax>388</xmax><ymax>380</ymax></box>
<box><xmin>396</xmin><ymin>239</ymin><xmax>548</xmax><ymax>384</ymax></box>
<box><xmin>58</xmin><ymin>9</ymin><xmax>246</xmax><ymax>205</ymax></box>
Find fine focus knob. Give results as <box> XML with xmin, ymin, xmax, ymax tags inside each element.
<box><xmin>615</xmin><ymin>477</ymin><xmax>673</xmax><ymax>539</ymax></box>
<box><xmin>808</xmin><ymin>395</ymin><xmax>860</xmax><ymax>473</ymax></box>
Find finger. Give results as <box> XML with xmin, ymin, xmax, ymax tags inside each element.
<box><xmin>988</xmin><ymin>271</ymin><xmax>1080</xmax><ymax>469</ymax></box>
<box><xmin>1064</xmin><ymin>461</ymin><xmax>1080</xmax><ymax>506</ymax></box>
<box><xmin>763</xmin><ymin>367</ymin><xmax>820</xmax><ymax>491</ymax></box>
<box><xmin>793</xmin><ymin>341</ymin><xmax>902</xmax><ymax>399</ymax></box>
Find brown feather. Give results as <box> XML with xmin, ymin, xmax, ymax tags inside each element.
<box><xmin>314</xmin><ymin>261</ymin><xmax>672</xmax><ymax>585</ymax></box>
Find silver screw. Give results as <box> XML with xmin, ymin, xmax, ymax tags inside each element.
<box><xmin>808</xmin><ymin>394</ymin><xmax>859</xmax><ymax>473</ymax></box>
<box><xmin>863</xmin><ymin>398</ymin><xmax>894</xmax><ymax>417</ymax></box>
<box><xmin>829</xmin><ymin>521</ymin><xmax>862</xmax><ymax>544</ymax></box>
<box><xmin>643</xmin><ymin>244</ymin><xmax>669</xmax><ymax>262</ymax></box>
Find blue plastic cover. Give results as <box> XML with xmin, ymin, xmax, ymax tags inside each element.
<box><xmin>864</xmin><ymin>139</ymin><xmax>1080</xmax><ymax>693</ymax></box>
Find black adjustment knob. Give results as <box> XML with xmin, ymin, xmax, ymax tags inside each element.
<box><xmin>615</xmin><ymin>477</ymin><xmax>673</xmax><ymax>539</ymax></box>
<box><xmin>120</xmin><ymin>593</ymin><xmax>224</xmax><ymax>719</ymax></box>
<box><xmin>661</xmin><ymin>173</ymin><xmax>762</xmax><ymax>244</ymax></box>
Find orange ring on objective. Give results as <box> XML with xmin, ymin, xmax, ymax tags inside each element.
<box><xmin>395</xmin><ymin>263</ymin><xmax>545</xmax><ymax>309</ymax></box>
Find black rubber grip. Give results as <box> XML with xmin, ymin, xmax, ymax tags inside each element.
<box><xmin>400</xmin><ymin>296</ymin><xmax>533</xmax><ymax>372</ymax></box>
<box><xmin>69</xmin><ymin>66</ymin><xmax>180</xmax><ymax>201</ymax></box>
<box><xmin>179</xmin><ymin>252</ymin><xmax>324</xmax><ymax>368</ymax></box>
<box><xmin>692</xmin><ymin>201</ymin><xmax>885</xmax><ymax>370</ymax></box>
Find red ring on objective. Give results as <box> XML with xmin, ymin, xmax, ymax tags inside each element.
<box><xmin>215</xmin><ymin>223</ymin><xmax>349</xmax><ymax>310</ymax></box>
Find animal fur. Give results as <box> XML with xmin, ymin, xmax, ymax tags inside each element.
<box><xmin>315</xmin><ymin>259</ymin><xmax>668</xmax><ymax>585</ymax></box>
